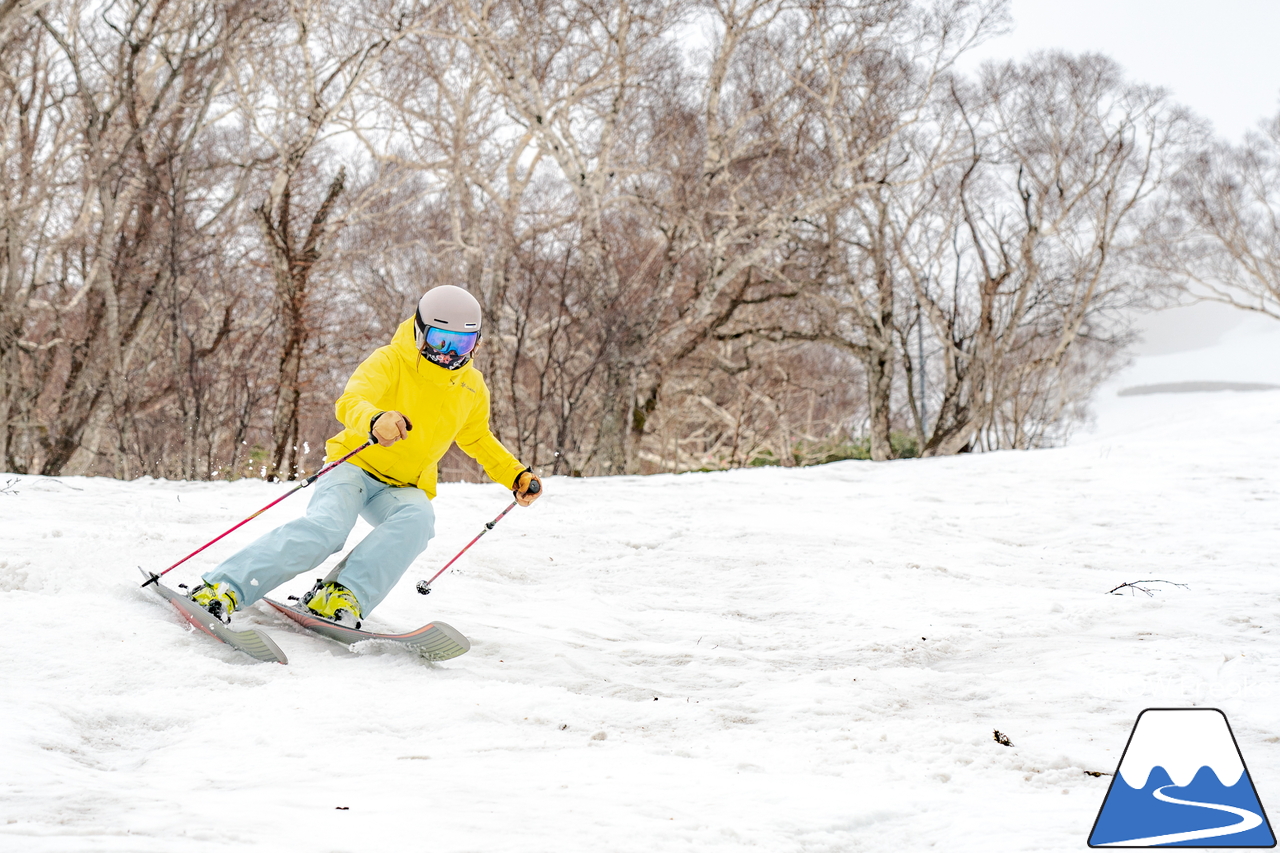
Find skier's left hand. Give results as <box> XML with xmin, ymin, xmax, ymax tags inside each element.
<box><xmin>513</xmin><ymin>470</ymin><xmax>542</xmax><ymax>507</ymax></box>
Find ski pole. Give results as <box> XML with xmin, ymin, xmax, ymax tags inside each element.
<box><xmin>140</xmin><ymin>440</ymin><xmax>375</xmax><ymax>588</ymax></box>
<box><xmin>415</xmin><ymin>479</ymin><xmax>540</xmax><ymax>595</ymax></box>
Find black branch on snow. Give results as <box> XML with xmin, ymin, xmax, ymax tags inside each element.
<box><xmin>1106</xmin><ymin>579</ymin><xmax>1189</xmax><ymax>597</ymax></box>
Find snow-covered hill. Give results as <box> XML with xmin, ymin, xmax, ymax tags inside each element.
<box><xmin>4</xmin><ymin>325</ymin><xmax>1280</xmax><ymax>853</ymax></box>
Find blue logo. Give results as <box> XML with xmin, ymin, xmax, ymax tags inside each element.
<box><xmin>1089</xmin><ymin>708</ymin><xmax>1275</xmax><ymax>847</ymax></box>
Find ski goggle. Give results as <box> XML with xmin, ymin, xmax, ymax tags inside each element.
<box><xmin>422</xmin><ymin>325</ymin><xmax>480</xmax><ymax>356</ymax></box>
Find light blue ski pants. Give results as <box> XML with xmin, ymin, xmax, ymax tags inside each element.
<box><xmin>204</xmin><ymin>463</ymin><xmax>434</xmax><ymax>615</ymax></box>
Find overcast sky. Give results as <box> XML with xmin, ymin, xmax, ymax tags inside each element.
<box><xmin>965</xmin><ymin>0</ymin><xmax>1280</xmax><ymax>141</ymax></box>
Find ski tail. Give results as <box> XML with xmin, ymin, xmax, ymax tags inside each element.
<box><xmin>140</xmin><ymin>569</ymin><xmax>288</xmax><ymax>664</ymax></box>
<box><xmin>264</xmin><ymin>598</ymin><xmax>470</xmax><ymax>661</ymax></box>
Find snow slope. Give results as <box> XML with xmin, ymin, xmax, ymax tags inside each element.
<box><xmin>3</xmin><ymin>328</ymin><xmax>1280</xmax><ymax>853</ymax></box>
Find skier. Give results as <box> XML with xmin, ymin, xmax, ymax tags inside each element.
<box><xmin>187</xmin><ymin>285</ymin><xmax>542</xmax><ymax>626</ymax></box>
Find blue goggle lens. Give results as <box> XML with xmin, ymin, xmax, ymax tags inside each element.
<box><xmin>423</xmin><ymin>326</ymin><xmax>479</xmax><ymax>356</ymax></box>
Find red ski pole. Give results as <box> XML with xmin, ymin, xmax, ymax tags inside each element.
<box><xmin>140</xmin><ymin>440</ymin><xmax>374</xmax><ymax>587</ymax></box>
<box><xmin>415</xmin><ymin>479</ymin><xmax>540</xmax><ymax>595</ymax></box>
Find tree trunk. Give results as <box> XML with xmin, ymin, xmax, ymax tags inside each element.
<box><xmin>594</xmin><ymin>346</ymin><xmax>634</xmax><ymax>476</ymax></box>
<box><xmin>260</xmin><ymin>167</ymin><xmax>346</xmax><ymax>481</ymax></box>
<box><xmin>865</xmin><ymin>340</ymin><xmax>894</xmax><ymax>461</ymax></box>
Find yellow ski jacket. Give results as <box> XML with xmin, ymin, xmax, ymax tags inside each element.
<box><xmin>325</xmin><ymin>318</ymin><xmax>526</xmax><ymax>498</ymax></box>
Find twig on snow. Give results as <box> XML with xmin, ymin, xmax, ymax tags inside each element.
<box><xmin>1106</xmin><ymin>579</ymin><xmax>1188</xmax><ymax>597</ymax></box>
<box><xmin>0</xmin><ymin>477</ymin><xmax>18</xmax><ymax>496</ymax></box>
<box><xmin>993</xmin><ymin>729</ymin><xmax>1013</xmax><ymax>747</ymax></box>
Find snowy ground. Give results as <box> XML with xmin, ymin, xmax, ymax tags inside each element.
<box><xmin>3</xmin><ymin>323</ymin><xmax>1280</xmax><ymax>853</ymax></box>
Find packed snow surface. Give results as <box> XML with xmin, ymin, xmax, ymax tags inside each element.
<box><xmin>3</xmin><ymin>324</ymin><xmax>1280</xmax><ymax>852</ymax></box>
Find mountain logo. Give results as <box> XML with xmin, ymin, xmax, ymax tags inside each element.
<box><xmin>1089</xmin><ymin>708</ymin><xmax>1275</xmax><ymax>847</ymax></box>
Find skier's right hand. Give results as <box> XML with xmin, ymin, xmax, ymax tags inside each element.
<box><xmin>371</xmin><ymin>410</ymin><xmax>412</xmax><ymax>446</ymax></box>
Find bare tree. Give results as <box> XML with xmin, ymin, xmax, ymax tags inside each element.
<box><xmin>1159</xmin><ymin>111</ymin><xmax>1280</xmax><ymax>320</ymax></box>
<box><xmin>0</xmin><ymin>14</ymin><xmax>74</xmax><ymax>471</ymax></box>
<box><xmin>357</xmin><ymin>12</ymin><xmax>597</xmax><ymax>474</ymax></box>
<box><xmin>752</xmin><ymin>0</ymin><xmax>1003</xmax><ymax>460</ymax></box>
<box><xmin>229</xmin><ymin>0</ymin><xmax>412</xmax><ymax>479</ymax></box>
<box><xmin>899</xmin><ymin>53</ymin><xmax>1187</xmax><ymax>455</ymax></box>
<box><xmin>0</xmin><ymin>0</ymin><xmax>1205</xmax><ymax>485</ymax></box>
<box><xmin>26</xmin><ymin>0</ymin><xmax>258</xmax><ymax>476</ymax></box>
<box><xmin>452</xmin><ymin>0</ymin><xmax>691</xmax><ymax>474</ymax></box>
<box><xmin>0</xmin><ymin>0</ymin><xmax>51</xmax><ymax>44</ymax></box>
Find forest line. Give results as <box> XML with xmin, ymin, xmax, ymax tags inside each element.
<box><xmin>2</xmin><ymin>0</ymin><xmax>1277</xmax><ymax>481</ymax></box>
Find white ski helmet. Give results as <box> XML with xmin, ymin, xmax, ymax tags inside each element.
<box><xmin>413</xmin><ymin>285</ymin><xmax>483</xmax><ymax>370</ymax></box>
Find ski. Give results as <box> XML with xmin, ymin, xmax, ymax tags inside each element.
<box><xmin>139</xmin><ymin>568</ymin><xmax>288</xmax><ymax>665</ymax></box>
<box><xmin>263</xmin><ymin>597</ymin><xmax>471</xmax><ymax>661</ymax></box>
